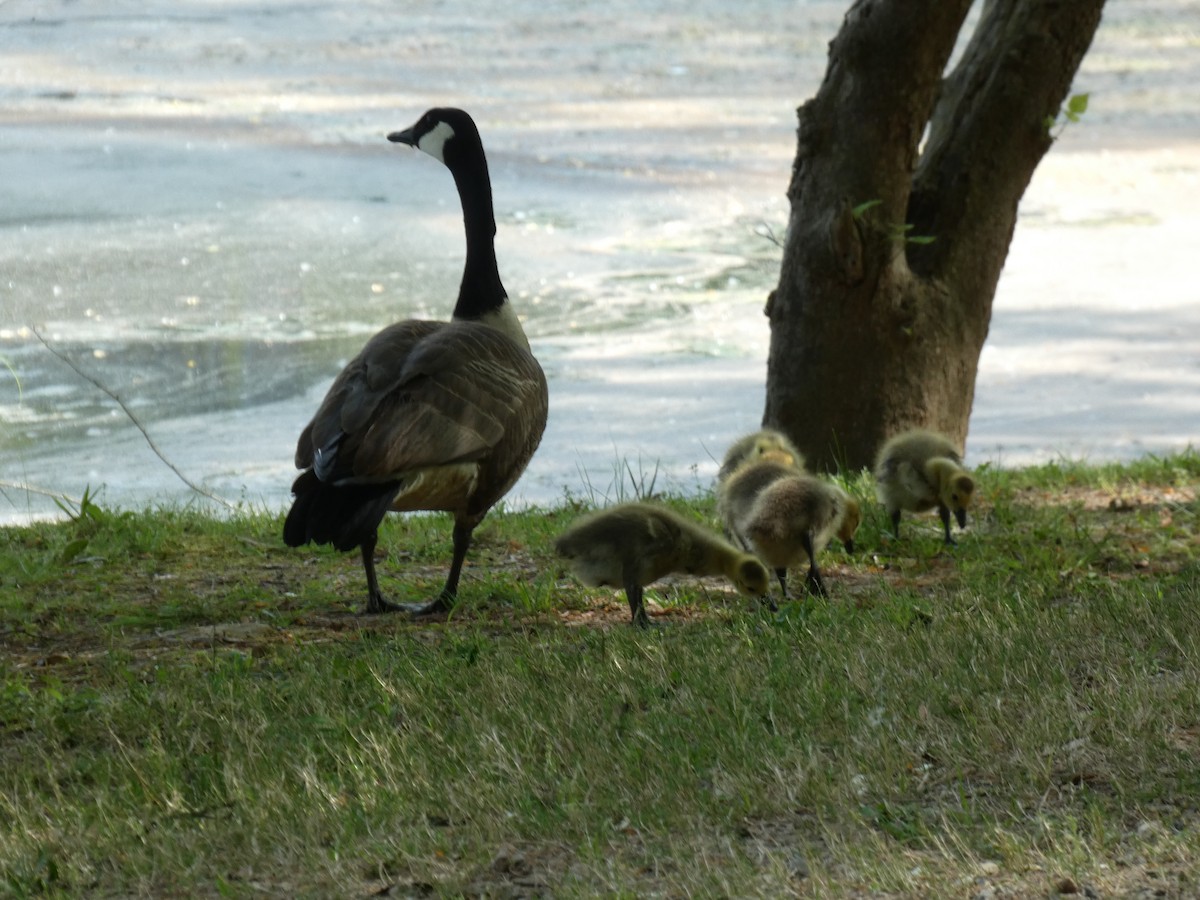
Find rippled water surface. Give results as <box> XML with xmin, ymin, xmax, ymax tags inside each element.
<box><xmin>2</xmin><ymin>1</ymin><xmax>1199</xmax><ymax>522</ymax></box>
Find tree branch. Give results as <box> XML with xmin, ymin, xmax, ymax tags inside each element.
<box><xmin>31</xmin><ymin>328</ymin><xmax>235</xmax><ymax>510</ymax></box>
<box><xmin>908</xmin><ymin>0</ymin><xmax>1107</xmax><ymax>282</ymax></box>
<box><xmin>788</xmin><ymin>0</ymin><xmax>972</xmax><ymax>226</ymax></box>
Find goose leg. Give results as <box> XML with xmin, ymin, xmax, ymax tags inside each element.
<box><xmin>361</xmin><ymin>532</ymin><xmax>403</xmax><ymax>614</ymax></box>
<box><xmin>890</xmin><ymin>509</ymin><xmax>902</xmax><ymax>539</ymax></box>
<box><xmin>397</xmin><ymin>522</ymin><xmax>472</xmax><ymax>617</ymax></box>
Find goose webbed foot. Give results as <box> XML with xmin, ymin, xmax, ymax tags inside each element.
<box><xmin>363</xmin><ymin>592</ymin><xmax>405</xmax><ymax>615</ymax></box>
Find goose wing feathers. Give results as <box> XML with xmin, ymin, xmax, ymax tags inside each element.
<box><xmin>295</xmin><ymin>319</ymin><xmax>546</xmax><ymax>483</ymax></box>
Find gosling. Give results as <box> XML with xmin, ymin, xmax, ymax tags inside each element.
<box><xmin>730</xmin><ymin>474</ymin><xmax>861</xmax><ymax>598</ymax></box>
<box><xmin>716</xmin><ymin>428</ymin><xmax>806</xmax><ymax>485</ymax></box>
<box><xmin>554</xmin><ymin>502</ymin><xmax>772</xmax><ymax>627</ymax></box>
<box><xmin>874</xmin><ymin>428</ymin><xmax>975</xmax><ymax>544</ymax></box>
<box><xmin>717</xmin><ymin>444</ymin><xmax>806</xmax><ymax>545</ymax></box>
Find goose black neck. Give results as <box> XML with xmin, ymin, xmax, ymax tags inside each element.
<box><xmin>449</xmin><ymin>150</ymin><xmax>507</xmax><ymax>319</ymax></box>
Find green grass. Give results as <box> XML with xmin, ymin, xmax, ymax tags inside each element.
<box><xmin>1</xmin><ymin>453</ymin><xmax>1199</xmax><ymax>897</ymax></box>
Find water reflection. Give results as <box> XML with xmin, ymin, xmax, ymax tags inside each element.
<box><xmin>1</xmin><ymin>0</ymin><xmax>1197</xmax><ymax>524</ymax></box>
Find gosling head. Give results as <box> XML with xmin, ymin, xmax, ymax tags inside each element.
<box><xmin>757</xmin><ymin>447</ymin><xmax>798</xmax><ymax>468</ymax></box>
<box><xmin>930</xmin><ymin>461</ymin><xmax>975</xmax><ymax>528</ymax></box>
<box><xmin>749</xmin><ymin>431</ymin><xmax>804</xmax><ymax>470</ymax></box>
<box><xmin>734</xmin><ymin>556</ymin><xmax>772</xmax><ymax>597</ymax></box>
<box><xmin>837</xmin><ymin>497</ymin><xmax>862</xmax><ymax>554</ymax></box>
<box><xmin>949</xmin><ymin>474</ymin><xmax>975</xmax><ymax>527</ymax></box>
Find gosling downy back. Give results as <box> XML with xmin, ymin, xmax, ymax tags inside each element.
<box><xmin>284</xmin><ymin>108</ymin><xmax>549</xmax><ymax>615</ymax></box>
<box><xmin>717</xmin><ymin>454</ymin><xmax>804</xmax><ymax>552</ymax></box>
<box><xmin>554</xmin><ymin>502</ymin><xmax>770</xmax><ymax>626</ymax></box>
<box><xmin>874</xmin><ymin>428</ymin><xmax>973</xmax><ymax>544</ymax></box>
<box><xmin>736</xmin><ymin>474</ymin><xmax>859</xmax><ymax>597</ymax></box>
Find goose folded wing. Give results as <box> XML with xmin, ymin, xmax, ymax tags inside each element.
<box><xmin>310</xmin><ymin>321</ymin><xmax>544</xmax><ymax>481</ymax></box>
<box><xmin>293</xmin><ymin>321</ymin><xmax>439</xmax><ymax>472</ymax></box>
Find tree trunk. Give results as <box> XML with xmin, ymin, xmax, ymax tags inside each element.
<box><xmin>763</xmin><ymin>0</ymin><xmax>1106</xmax><ymax>472</ymax></box>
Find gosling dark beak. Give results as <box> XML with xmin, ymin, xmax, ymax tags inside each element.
<box><xmin>843</xmin><ymin>538</ymin><xmax>855</xmax><ymax>554</ymax></box>
<box><xmin>387</xmin><ymin>126</ymin><xmax>417</xmax><ymax>147</ymax></box>
<box><xmin>955</xmin><ymin>508</ymin><xmax>968</xmax><ymax>529</ymax></box>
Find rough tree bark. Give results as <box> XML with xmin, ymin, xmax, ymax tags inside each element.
<box><xmin>763</xmin><ymin>0</ymin><xmax>1107</xmax><ymax>472</ymax></box>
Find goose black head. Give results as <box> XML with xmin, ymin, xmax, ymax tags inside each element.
<box><xmin>387</xmin><ymin>107</ymin><xmax>483</xmax><ymax>171</ymax></box>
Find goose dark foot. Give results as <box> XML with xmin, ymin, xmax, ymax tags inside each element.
<box><xmin>362</xmin><ymin>592</ymin><xmax>406</xmax><ymax>615</ymax></box>
<box><xmin>396</xmin><ymin>595</ymin><xmax>454</xmax><ymax>619</ymax></box>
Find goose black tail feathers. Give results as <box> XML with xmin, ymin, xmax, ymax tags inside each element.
<box><xmin>283</xmin><ymin>471</ymin><xmax>399</xmax><ymax>552</ymax></box>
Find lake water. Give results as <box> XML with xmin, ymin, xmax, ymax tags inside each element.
<box><xmin>2</xmin><ymin>0</ymin><xmax>1199</xmax><ymax>524</ymax></box>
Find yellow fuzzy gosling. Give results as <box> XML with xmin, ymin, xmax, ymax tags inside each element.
<box><xmin>554</xmin><ymin>502</ymin><xmax>771</xmax><ymax>626</ymax></box>
<box><xmin>874</xmin><ymin>428</ymin><xmax>975</xmax><ymax>544</ymax></box>
<box><xmin>732</xmin><ymin>474</ymin><xmax>860</xmax><ymax>598</ymax></box>
<box><xmin>716</xmin><ymin>428</ymin><xmax>806</xmax><ymax>485</ymax></box>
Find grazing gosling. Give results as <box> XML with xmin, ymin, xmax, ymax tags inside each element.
<box><xmin>731</xmin><ymin>475</ymin><xmax>861</xmax><ymax>599</ymax></box>
<box><xmin>874</xmin><ymin>428</ymin><xmax>975</xmax><ymax>544</ymax></box>
<box><xmin>717</xmin><ymin>450</ymin><xmax>805</xmax><ymax>554</ymax></box>
<box><xmin>554</xmin><ymin>502</ymin><xmax>771</xmax><ymax>627</ymax></box>
<box><xmin>716</xmin><ymin>428</ymin><xmax>806</xmax><ymax>485</ymax></box>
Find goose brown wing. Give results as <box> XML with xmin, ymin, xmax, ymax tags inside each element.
<box><xmin>294</xmin><ymin>320</ymin><xmax>440</xmax><ymax>473</ymax></box>
<box><xmin>297</xmin><ymin>319</ymin><xmax>546</xmax><ymax>483</ymax></box>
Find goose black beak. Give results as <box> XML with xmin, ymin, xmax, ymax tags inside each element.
<box><xmin>387</xmin><ymin>127</ymin><xmax>418</xmax><ymax>147</ymax></box>
<box><xmin>954</xmin><ymin>508</ymin><xmax>968</xmax><ymax>529</ymax></box>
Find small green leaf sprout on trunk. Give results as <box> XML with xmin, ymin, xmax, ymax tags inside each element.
<box><xmin>850</xmin><ymin>198</ymin><xmax>936</xmax><ymax>253</ymax></box>
<box><xmin>1046</xmin><ymin>92</ymin><xmax>1090</xmax><ymax>139</ymax></box>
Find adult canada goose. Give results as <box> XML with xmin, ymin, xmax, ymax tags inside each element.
<box><xmin>554</xmin><ymin>502</ymin><xmax>772</xmax><ymax>627</ymax></box>
<box><xmin>283</xmin><ymin>108</ymin><xmax>548</xmax><ymax>615</ymax></box>
<box><xmin>715</xmin><ymin>428</ymin><xmax>806</xmax><ymax>485</ymax></box>
<box><xmin>731</xmin><ymin>474</ymin><xmax>861</xmax><ymax>598</ymax></box>
<box><xmin>874</xmin><ymin>428</ymin><xmax>974</xmax><ymax>545</ymax></box>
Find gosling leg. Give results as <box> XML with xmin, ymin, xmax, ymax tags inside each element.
<box><xmin>801</xmin><ymin>532</ymin><xmax>828</xmax><ymax>598</ymax></box>
<box><xmin>624</xmin><ymin>581</ymin><xmax>650</xmax><ymax>628</ymax></box>
<box><xmin>774</xmin><ymin>568</ymin><xmax>789</xmax><ymax>599</ymax></box>
<box><xmin>937</xmin><ymin>505</ymin><xmax>957</xmax><ymax>546</ymax></box>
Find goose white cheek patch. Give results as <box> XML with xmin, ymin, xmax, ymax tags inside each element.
<box><xmin>417</xmin><ymin>121</ymin><xmax>456</xmax><ymax>163</ymax></box>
